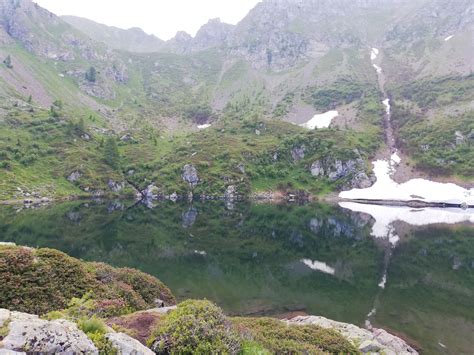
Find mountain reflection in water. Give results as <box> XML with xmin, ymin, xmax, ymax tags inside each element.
<box><xmin>0</xmin><ymin>201</ymin><xmax>472</xmax><ymax>354</ymax></box>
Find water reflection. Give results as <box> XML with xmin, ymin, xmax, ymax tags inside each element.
<box><xmin>0</xmin><ymin>201</ymin><xmax>472</xmax><ymax>354</ymax></box>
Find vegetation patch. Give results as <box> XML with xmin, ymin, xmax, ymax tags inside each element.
<box><xmin>304</xmin><ymin>78</ymin><xmax>371</xmax><ymax>111</ymax></box>
<box><xmin>148</xmin><ymin>300</ymin><xmax>241</xmax><ymax>354</ymax></box>
<box><xmin>0</xmin><ymin>245</ymin><xmax>175</xmax><ymax>315</ymax></box>
<box><xmin>232</xmin><ymin>317</ymin><xmax>359</xmax><ymax>354</ymax></box>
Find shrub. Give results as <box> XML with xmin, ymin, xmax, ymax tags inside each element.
<box><xmin>85</xmin><ymin>66</ymin><xmax>97</xmax><ymax>83</ymax></box>
<box><xmin>232</xmin><ymin>317</ymin><xmax>358</xmax><ymax>354</ymax></box>
<box><xmin>148</xmin><ymin>300</ymin><xmax>241</xmax><ymax>354</ymax></box>
<box><xmin>0</xmin><ymin>246</ymin><xmax>175</xmax><ymax>315</ymax></box>
<box><xmin>78</xmin><ymin>317</ymin><xmax>117</xmax><ymax>354</ymax></box>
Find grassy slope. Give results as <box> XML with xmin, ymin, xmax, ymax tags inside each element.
<box><xmin>389</xmin><ymin>75</ymin><xmax>474</xmax><ymax>178</ymax></box>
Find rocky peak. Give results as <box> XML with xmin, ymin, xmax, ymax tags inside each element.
<box><xmin>193</xmin><ymin>18</ymin><xmax>234</xmax><ymax>51</ymax></box>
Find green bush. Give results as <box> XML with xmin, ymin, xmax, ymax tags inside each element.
<box><xmin>78</xmin><ymin>317</ymin><xmax>117</xmax><ymax>354</ymax></box>
<box><xmin>148</xmin><ymin>299</ymin><xmax>241</xmax><ymax>354</ymax></box>
<box><xmin>232</xmin><ymin>317</ymin><xmax>359</xmax><ymax>354</ymax></box>
<box><xmin>0</xmin><ymin>246</ymin><xmax>175</xmax><ymax>315</ymax></box>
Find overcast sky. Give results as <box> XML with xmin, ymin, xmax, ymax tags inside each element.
<box><xmin>34</xmin><ymin>0</ymin><xmax>261</xmax><ymax>40</ymax></box>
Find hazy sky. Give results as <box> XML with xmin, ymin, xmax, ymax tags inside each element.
<box><xmin>34</xmin><ymin>0</ymin><xmax>261</xmax><ymax>40</ymax></box>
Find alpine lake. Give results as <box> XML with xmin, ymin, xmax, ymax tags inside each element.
<box><xmin>0</xmin><ymin>200</ymin><xmax>472</xmax><ymax>354</ymax></box>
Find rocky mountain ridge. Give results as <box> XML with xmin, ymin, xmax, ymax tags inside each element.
<box><xmin>0</xmin><ymin>0</ymin><xmax>472</xmax><ymax>201</ymax></box>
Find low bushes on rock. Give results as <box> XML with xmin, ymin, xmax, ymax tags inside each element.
<box><xmin>232</xmin><ymin>317</ymin><xmax>359</xmax><ymax>354</ymax></box>
<box><xmin>148</xmin><ymin>300</ymin><xmax>241</xmax><ymax>354</ymax></box>
<box><xmin>0</xmin><ymin>245</ymin><xmax>175</xmax><ymax>315</ymax></box>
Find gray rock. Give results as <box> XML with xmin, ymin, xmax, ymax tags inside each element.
<box><xmin>169</xmin><ymin>192</ymin><xmax>178</xmax><ymax>202</ymax></box>
<box><xmin>291</xmin><ymin>146</ymin><xmax>305</xmax><ymax>162</ymax></box>
<box><xmin>454</xmin><ymin>131</ymin><xmax>465</xmax><ymax>146</ymax></box>
<box><xmin>310</xmin><ymin>161</ymin><xmax>324</xmax><ymax>177</ymax></box>
<box><xmin>105</xmin><ymin>332</ymin><xmax>154</xmax><ymax>355</ymax></box>
<box><xmin>67</xmin><ymin>170</ymin><xmax>82</xmax><ymax>182</ymax></box>
<box><xmin>225</xmin><ymin>185</ymin><xmax>236</xmax><ymax>200</ymax></box>
<box><xmin>182</xmin><ymin>208</ymin><xmax>198</xmax><ymax>229</ymax></box>
<box><xmin>288</xmin><ymin>316</ymin><xmax>418</xmax><ymax>354</ymax></box>
<box><xmin>182</xmin><ymin>164</ymin><xmax>199</xmax><ymax>187</ymax></box>
<box><xmin>237</xmin><ymin>163</ymin><xmax>246</xmax><ymax>174</ymax></box>
<box><xmin>1</xmin><ymin>310</ymin><xmax>98</xmax><ymax>354</ymax></box>
<box><xmin>309</xmin><ymin>218</ymin><xmax>321</xmax><ymax>234</ymax></box>
<box><xmin>108</xmin><ymin>201</ymin><xmax>125</xmax><ymax>213</ymax></box>
<box><xmin>120</xmin><ymin>134</ymin><xmax>134</xmax><ymax>142</ymax></box>
<box><xmin>108</xmin><ymin>179</ymin><xmax>125</xmax><ymax>192</ymax></box>
<box><xmin>311</xmin><ymin>157</ymin><xmax>374</xmax><ymax>188</ymax></box>
<box><xmin>143</xmin><ymin>184</ymin><xmax>160</xmax><ymax>200</ymax></box>
<box><xmin>0</xmin><ymin>349</ymin><xmax>26</xmax><ymax>354</ymax></box>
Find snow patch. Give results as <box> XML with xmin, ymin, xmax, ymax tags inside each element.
<box><xmin>378</xmin><ymin>273</ymin><xmax>387</xmax><ymax>289</ymax></box>
<box><xmin>197</xmin><ymin>124</ymin><xmax>211</xmax><ymax>130</ymax></box>
<box><xmin>301</xmin><ymin>259</ymin><xmax>335</xmax><ymax>275</ymax></box>
<box><xmin>370</xmin><ymin>48</ymin><xmax>379</xmax><ymax>61</ymax></box>
<box><xmin>372</xmin><ymin>64</ymin><xmax>382</xmax><ymax>74</ymax></box>
<box><xmin>391</xmin><ymin>152</ymin><xmax>401</xmax><ymax>165</ymax></box>
<box><xmin>340</xmin><ymin>159</ymin><xmax>474</xmax><ymax>205</ymax></box>
<box><xmin>300</xmin><ymin>110</ymin><xmax>338</xmax><ymax>129</ymax></box>
<box><xmin>444</xmin><ymin>35</ymin><xmax>454</xmax><ymax>41</ymax></box>
<box><xmin>340</xmin><ymin>202</ymin><xmax>474</xmax><ymax>239</ymax></box>
<box><xmin>382</xmin><ymin>98</ymin><xmax>391</xmax><ymax>115</ymax></box>
<box><xmin>194</xmin><ymin>250</ymin><xmax>207</xmax><ymax>256</ymax></box>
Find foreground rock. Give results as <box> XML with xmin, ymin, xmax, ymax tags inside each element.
<box><xmin>0</xmin><ymin>309</ymin><xmax>154</xmax><ymax>355</ymax></box>
<box><xmin>288</xmin><ymin>315</ymin><xmax>418</xmax><ymax>355</ymax></box>
<box><xmin>0</xmin><ymin>309</ymin><xmax>98</xmax><ymax>354</ymax></box>
<box><xmin>105</xmin><ymin>332</ymin><xmax>154</xmax><ymax>355</ymax></box>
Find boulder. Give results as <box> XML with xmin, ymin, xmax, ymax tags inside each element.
<box><xmin>67</xmin><ymin>171</ymin><xmax>82</xmax><ymax>183</ymax></box>
<box><xmin>143</xmin><ymin>184</ymin><xmax>160</xmax><ymax>200</ymax></box>
<box><xmin>120</xmin><ymin>134</ymin><xmax>134</xmax><ymax>142</ymax></box>
<box><xmin>225</xmin><ymin>185</ymin><xmax>236</xmax><ymax>200</ymax></box>
<box><xmin>0</xmin><ymin>310</ymin><xmax>98</xmax><ymax>354</ymax></box>
<box><xmin>182</xmin><ymin>208</ymin><xmax>198</xmax><ymax>229</ymax></box>
<box><xmin>169</xmin><ymin>192</ymin><xmax>178</xmax><ymax>202</ymax></box>
<box><xmin>291</xmin><ymin>146</ymin><xmax>305</xmax><ymax>162</ymax></box>
<box><xmin>310</xmin><ymin>158</ymin><xmax>374</xmax><ymax>189</ymax></box>
<box><xmin>237</xmin><ymin>163</ymin><xmax>246</xmax><ymax>174</ymax></box>
<box><xmin>182</xmin><ymin>164</ymin><xmax>199</xmax><ymax>187</ymax></box>
<box><xmin>105</xmin><ymin>332</ymin><xmax>154</xmax><ymax>355</ymax></box>
<box><xmin>454</xmin><ymin>131</ymin><xmax>465</xmax><ymax>146</ymax></box>
<box><xmin>108</xmin><ymin>179</ymin><xmax>125</xmax><ymax>192</ymax></box>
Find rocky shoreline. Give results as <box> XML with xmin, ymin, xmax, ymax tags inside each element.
<box><xmin>0</xmin><ymin>307</ymin><xmax>418</xmax><ymax>355</ymax></box>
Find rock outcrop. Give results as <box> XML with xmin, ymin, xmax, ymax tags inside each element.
<box><xmin>291</xmin><ymin>145</ymin><xmax>305</xmax><ymax>162</ymax></box>
<box><xmin>0</xmin><ymin>308</ymin><xmax>156</xmax><ymax>355</ymax></box>
<box><xmin>182</xmin><ymin>164</ymin><xmax>199</xmax><ymax>187</ymax></box>
<box><xmin>0</xmin><ymin>309</ymin><xmax>98</xmax><ymax>354</ymax></box>
<box><xmin>310</xmin><ymin>157</ymin><xmax>375</xmax><ymax>188</ymax></box>
<box><xmin>105</xmin><ymin>332</ymin><xmax>154</xmax><ymax>355</ymax></box>
<box><xmin>288</xmin><ymin>315</ymin><xmax>418</xmax><ymax>355</ymax></box>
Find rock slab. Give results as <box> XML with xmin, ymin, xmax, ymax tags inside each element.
<box><xmin>0</xmin><ymin>309</ymin><xmax>98</xmax><ymax>354</ymax></box>
<box><xmin>106</xmin><ymin>332</ymin><xmax>154</xmax><ymax>355</ymax></box>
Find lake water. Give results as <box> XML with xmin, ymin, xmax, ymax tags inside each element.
<box><xmin>0</xmin><ymin>200</ymin><xmax>473</xmax><ymax>354</ymax></box>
